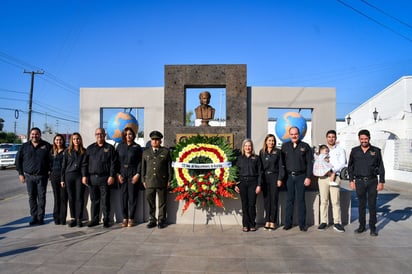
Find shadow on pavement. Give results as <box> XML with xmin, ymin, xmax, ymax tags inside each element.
<box><xmin>0</xmin><ymin>213</ymin><xmax>53</xmax><ymax>235</ymax></box>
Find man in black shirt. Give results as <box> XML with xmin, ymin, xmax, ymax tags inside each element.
<box><xmin>83</xmin><ymin>128</ymin><xmax>117</xmax><ymax>228</ymax></box>
<box><xmin>16</xmin><ymin>127</ymin><xmax>52</xmax><ymax>225</ymax></box>
<box><xmin>279</xmin><ymin>127</ymin><xmax>313</xmax><ymax>231</ymax></box>
<box><xmin>348</xmin><ymin>129</ymin><xmax>385</xmax><ymax>236</ymax></box>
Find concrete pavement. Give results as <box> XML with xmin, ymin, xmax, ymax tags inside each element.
<box><xmin>0</xmin><ymin>180</ymin><xmax>411</xmax><ymax>273</ymax></box>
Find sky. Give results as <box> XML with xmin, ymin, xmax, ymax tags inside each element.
<box><xmin>1</xmin><ymin>0</ymin><xmax>412</xmax><ymax>136</ymax></box>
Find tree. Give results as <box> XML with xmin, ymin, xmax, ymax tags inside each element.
<box><xmin>185</xmin><ymin>111</ymin><xmax>194</xmax><ymax>126</ymax></box>
<box><xmin>0</xmin><ymin>132</ymin><xmax>20</xmax><ymax>143</ymax></box>
<box><xmin>0</xmin><ymin>118</ymin><xmax>4</xmax><ymax>131</ymax></box>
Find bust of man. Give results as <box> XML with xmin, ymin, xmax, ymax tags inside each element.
<box><xmin>195</xmin><ymin>91</ymin><xmax>215</xmax><ymax>126</ymax></box>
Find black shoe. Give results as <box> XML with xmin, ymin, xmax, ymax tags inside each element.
<box><xmin>29</xmin><ymin>218</ymin><xmax>39</xmax><ymax>226</ymax></box>
<box><xmin>87</xmin><ymin>220</ymin><xmax>99</xmax><ymax>227</ymax></box>
<box><xmin>68</xmin><ymin>219</ymin><xmax>77</xmax><ymax>227</ymax></box>
<box><xmin>77</xmin><ymin>220</ymin><xmax>83</xmax><ymax>227</ymax></box>
<box><xmin>283</xmin><ymin>225</ymin><xmax>292</xmax><ymax>230</ymax></box>
<box><xmin>300</xmin><ymin>226</ymin><xmax>307</xmax><ymax>232</ymax></box>
<box><xmin>158</xmin><ymin>221</ymin><xmax>167</xmax><ymax>229</ymax></box>
<box><xmin>354</xmin><ymin>226</ymin><xmax>365</xmax><ymax>233</ymax></box>
<box><xmin>318</xmin><ymin>223</ymin><xmax>327</xmax><ymax>230</ymax></box>
<box><xmin>54</xmin><ymin>220</ymin><xmax>61</xmax><ymax>225</ymax></box>
<box><xmin>370</xmin><ymin>229</ymin><xmax>378</xmax><ymax>236</ymax></box>
<box><xmin>333</xmin><ymin>224</ymin><xmax>345</xmax><ymax>233</ymax></box>
<box><xmin>38</xmin><ymin>219</ymin><xmax>45</xmax><ymax>225</ymax></box>
<box><xmin>103</xmin><ymin>221</ymin><xmax>110</xmax><ymax>228</ymax></box>
<box><xmin>146</xmin><ymin>221</ymin><xmax>157</xmax><ymax>229</ymax></box>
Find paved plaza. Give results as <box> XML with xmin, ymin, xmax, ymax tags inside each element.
<box><xmin>1</xmin><ymin>180</ymin><xmax>411</xmax><ymax>273</ymax></box>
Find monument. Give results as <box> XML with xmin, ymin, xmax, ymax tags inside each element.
<box><xmin>80</xmin><ymin>64</ymin><xmax>337</xmax><ymax>225</ymax></box>
<box><xmin>164</xmin><ymin>64</ymin><xmax>247</xmax><ymax>149</ymax></box>
<box><xmin>195</xmin><ymin>91</ymin><xmax>215</xmax><ymax>127</ymax></box>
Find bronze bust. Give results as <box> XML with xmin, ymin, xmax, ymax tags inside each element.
<box><xmin>195</xmin><ymin>91</ymin><xmax>215</xmax><ymax>126</ymax></box>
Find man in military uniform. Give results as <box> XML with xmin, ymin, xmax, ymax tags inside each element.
<box><xmin>142</xmin><ymin>130</ymin><xmax>173</xmax><ymax>229</ymax></box>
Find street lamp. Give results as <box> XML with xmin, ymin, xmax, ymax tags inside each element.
<box><xmin>373</xmin><ymin>108</ymin><xmax>378</xmax><ymax>122</ymax></box>
<box><xmin>346</xmin><ymin>114</ymin><xmax>351</xmax><ymax>125</ymax></box>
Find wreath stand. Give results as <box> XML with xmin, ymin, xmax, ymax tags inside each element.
<box><xmin>191</xmin><ymin>207</ymin><xmax>225</xmax><ymax>232</ymax></box>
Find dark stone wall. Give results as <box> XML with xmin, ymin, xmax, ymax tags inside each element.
<box><xmin>164</xmin><ymin>64</ymin><xmax>247</xmax><ymax>149</ymax></box>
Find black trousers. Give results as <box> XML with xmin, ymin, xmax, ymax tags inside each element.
<box><xmin>146</xmin><ymin>187</ymin><xmax>167</xmax><ymax>222</ymax></box>
<box><xmin>120</xmin><ymin>169</ymin><xmax>139</xmax><ymax>220</ymax></box>
<box><xmin>89</xmin><ymin>176</ymin><xmax>111</xmax><ymax>222</ymax></box>
<box><xmin>25</xmin><ymin>174</ymin><xmax>48</xmax><ymax>221</ymax></box>
<box><xmin>285</xmin><ymin>174</ymin><xmax>306</xmax><ymax>227</ymax></box>
<box><xmin>50</xmin><ymin>171</ymin><xmax>68</xmax><ymax>223</ymax></box>
<box><xmin>355</xmin><ymin>178</ymin><xmax>378</xmax><ymax>229</ymax></box>
<box><xmin>238</xmin><ymin>178</ymin><xmax>258</xmax><ymax>228</ymax></box>
<box><xmin>66</xmin><ymin>171</ymin><xmax>85</xmax><ymax>220</ymax></box>
<box><xmin>263</xmin><ymin>173</ymin><xmax>279</xmax><ymax>223</ymax></box>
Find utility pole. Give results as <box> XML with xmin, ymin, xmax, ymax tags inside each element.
<box><xmin>24</xmin><ymin>70</ymin><xmax>44</xmax><ymax>139</ymax></box>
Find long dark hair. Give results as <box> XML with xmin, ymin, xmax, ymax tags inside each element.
<box><xmin>121</xmin><ymin>127</ymin><xmax>136</xmax><ymax>143</ymax></box>
<box><xmin>262</xmin><ymin>134</ymin><xmax>276</xmax><ymax>152</ymax></box>
<box><xmin>52</xmin><ymin>134</ymin><xmax>66</xmax><ymax>156</ymax></box>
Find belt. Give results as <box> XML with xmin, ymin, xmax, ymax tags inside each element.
<box><xmin>355</xmin><ymin>176</ymin><xmax>377</xmax><ymax>181</ymax></box>
<box><xmin>24</xmin><ymin>172</ymin><xmax>45</xmax><ymax>176</ymax></box>
<box><xmin>239</xmin><ymin>176</ymin><xmax>258</xmax><ymax>181</ymax></box>
<box><xmin>288</xmin><ymin>171</ymin><xmax>305</xmax><ymax>176</ymax></box>
<box><xmin>91</xmin><ymin>173</ymin><xmax>109</xmax><ymax>177</ymax></box>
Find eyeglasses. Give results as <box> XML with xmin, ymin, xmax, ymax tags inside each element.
<box><xmin>95</xmin><ymin>133</ymin><xmax>105</xmax><ymax>136</ymax></box>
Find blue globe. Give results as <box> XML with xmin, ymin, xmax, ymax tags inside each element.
<box><xmin>275</xmin><ymin>112</ymin><xmax>307</xmax><ymax>142</ymax></box>
<box><xmin>107</xmin><ymin>112</ymin><xmax>139</xmax><ymax>143</ymax></box>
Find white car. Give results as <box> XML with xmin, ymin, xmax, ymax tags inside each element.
<box><xmin>0</xmin><ymin>144</ymin><xmax>22</xmax><ymax>169</ymax></box>
<box><xmin>0</xmin><ymin>143</ymin><xmax>13</xmax><ymax>154</ymax></box>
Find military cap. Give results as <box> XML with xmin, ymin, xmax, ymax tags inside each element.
<box><xmin>149</xmin><ymin>130</ymin><xmax>163</xmax><ymax>139</ymax></box>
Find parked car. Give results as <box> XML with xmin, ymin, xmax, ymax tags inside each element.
<box><xmin>0</xmin><ymin>144</ymin><xmax>22</xmax><ymax>169</ymax></box>
<box><xmin>0</xmin><ymin>143</ymin><xmax>13</xmax><ymax>154</ymax></box>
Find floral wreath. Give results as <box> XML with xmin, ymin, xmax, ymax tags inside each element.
<box><xmin>171</xmin><ymin>135</ymin><xmax>237</xmax><ymax>214</ymax></box>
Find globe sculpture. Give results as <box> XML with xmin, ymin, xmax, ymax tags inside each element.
<box><xmin>275</xmin><ymin>112</ymin><xmax>307</xmax><ymax>142</ymax></box>
<box><xmin>107</xmin><ymin>112</ymin><xmax>139</xmax><ymax>143</ymax></box>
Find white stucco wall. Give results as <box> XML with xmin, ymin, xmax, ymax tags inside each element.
<box><xmin>338</xmin><ymin>76</ymin><xmax>412</xmax><ymax>183</ymax></box>
<box><xmin>80</xmin><ymin>87</ymin><xmax>164</xmax><ymax>146</ymax></box>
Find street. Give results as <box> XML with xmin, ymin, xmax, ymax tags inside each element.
<box><xmin>0</xmin><ymin>168</ymin><xmax>26</xmax><ymax>201</ymax></box>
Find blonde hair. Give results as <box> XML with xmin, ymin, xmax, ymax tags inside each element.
<box><xmin>241</xmin><ymin>138</ymin><xmax>255</xmax><ymax>156</ymax></box>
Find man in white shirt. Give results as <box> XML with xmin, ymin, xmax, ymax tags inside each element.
<box><xmin>317</xmin><ymin>130</ymin><xmax>346</xmax><ymax>232</ymax></box>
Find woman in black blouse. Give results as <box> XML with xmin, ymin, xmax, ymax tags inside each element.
<box><xmin>61</xmin><ymin>133</ymin><xmax>87</xmax><ymax>227</ymax></box>
<box><xmin>259</xmin><ymin>134</ymin><xmax>282</xmax><ymax>230</ymax></box>
<box><xmin>235</xmin><ymin>139</ymin><xmax>263</xmax><ymax>232</ymax></box>
<box><xmin>50</xmin><ymin>134</ymin><xmax>67</xmax><ymax>225</ymax></box>
<box><xmin>116</xmin><ymin>127</ymin><xmax>142</xmax><ymax>227</ymax></box>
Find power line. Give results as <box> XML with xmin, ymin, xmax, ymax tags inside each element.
<box><xmin>31</xmin><ymin>110</ymin><xmax>79</xmax><ymax>123</ymax></box>
<box><xmin>336</xmin><ymin>0</ymin><xmax>412</xmax><ymax>43</ymax></box>
<box><xmin>360</xmin><ymin>0</ymin><xmax>412</xmax><ymax>30</ymax></box>
<box><xmin>0</xmin><ymin>107</ymin><xmax>79</xmax><ymax>124</ymax></box>
<box><xmin>0</xmin><ymin>51</ymin><xmax>79</xmax><ymax>95</ymax></box>
<box><xmin>0</xmin><ymin>88</ymin><xmax>28</xmax><ymax>95</ymax></box>
<box><xmin>32</xmin><ymin>101</ymin><xmax>78</xmax><ymax>121</ymax></box>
